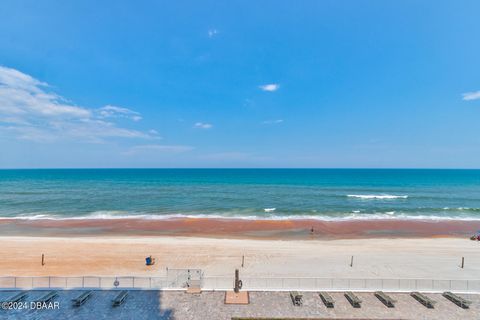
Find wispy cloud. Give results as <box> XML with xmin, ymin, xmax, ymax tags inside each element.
<box><xmin>194</xmin><ymin>122</ymin><xmax>213</xmax><ymax>129</ymax></box>
<box><xmin>208</xmin><ymin>29</ymin><xmax>219</xmax><ymax>38</ymax></box>
<box><xmin>124</xmin><ymin>144</ymin><xmax>194</xmax><ymax>155</ymax></box>
<box><xmin>259</xmin><ymin>83</ymin><xmax>279</xmax><ymax>92</ymax></box>
<box><xmin>0</xmin><ymin>66</ymin><xmax>90</xmax><ymax>118</ymax></box>
<box><xmin>262</xmin><ymin>119</ymin><xmax>284</xmax><ymax>125</ymax></box>
<box><xmin>99</xmin><ymin>105</ymin><xmax>142</xmax><ymax>121</ymax></box>
<box><xmin>0</xmin><ymin>66</ymin><xmax>156</xmax><ymax>142</ymax></box>
<box><xmin>462</xmin><ymin>91</ymin><xmax>480</xmax><ymax>101</ymax></box>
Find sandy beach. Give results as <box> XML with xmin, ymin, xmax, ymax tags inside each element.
<box><xmin>1</xmin><ymin>235</ymin><xmax>479</xmax><ymax>280</ymax></box>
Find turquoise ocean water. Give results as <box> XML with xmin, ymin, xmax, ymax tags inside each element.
<box><xmin>0</xmin><ymin>169</ymin><xmax>479</xmax><ymax>221</ymax></box>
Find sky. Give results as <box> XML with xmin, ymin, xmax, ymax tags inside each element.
<box><xmin>0</xmin><ymin>0</ymin><xmax>479</xmax><ymax>168</ymax></box>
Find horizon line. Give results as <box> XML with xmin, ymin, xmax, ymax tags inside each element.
<box><xmin>1</xmin><ymin>167</ymin><xmax>480</xmax><ymax>170</ymax></box>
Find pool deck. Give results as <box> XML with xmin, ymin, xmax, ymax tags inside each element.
<box><xmin>1</xmin><ymin>290</ymin><xmax>479</xmax><ymax>319</ymax></box>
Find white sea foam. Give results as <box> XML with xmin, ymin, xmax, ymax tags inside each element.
<box><xmin>264</xmin><ymin>208</ymin><xmax>276</xmax><ymax>213</ymax></box>
<box><xmin>3</xmin><ymin>214</ymin><xmax>51</xmax><ymax>220</ymax></box>
<box><xmin>1</xmin><ymin>211</ymin><xmax>480</xmax><ymax>222</ymax></box>
<box><xmin>442</xmin><ymin>207</ymin><xmax>480</xmax><ymax>212</ymax></box>
<box><xmin>347</xmin><ymin>194</ymin><xmax>408</xmax><ymax>200</ymax></box>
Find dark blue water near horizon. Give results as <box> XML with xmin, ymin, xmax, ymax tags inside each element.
<box><xmin>0</xmin><ymin>169</ymin><xmax>479</xmax><ymax>221</ymax></box>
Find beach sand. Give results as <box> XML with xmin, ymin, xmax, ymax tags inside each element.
<box><xmin>1</xmin><ymin>236</ymin><xmax>479</xmax><ymax>280</ymax></box>
<box><xmin>1</xmin><ymin>217</ymin><xmax>480</xmax><ymax>238</ymax></box>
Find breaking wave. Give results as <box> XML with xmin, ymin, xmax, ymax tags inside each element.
<box><xmin>347</xmin><ymin>194</ymin><xmax>408</xmax><ymax>200</ymax></box>
<box><xmin>1</xmin><ymin>210</ymin><xmax>479</xmax><ymax>222</ymax></box>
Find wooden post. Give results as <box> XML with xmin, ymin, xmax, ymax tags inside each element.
<box><xmin>350</xmin><ymin>255</ymin><xmax>354</xmax><ymax>267</ymax></box>
<box><xmin>461</xmin><ymin>257</ymin><xmax>464</xmax><ymax>269</ymax></box>
<box><xmin>242</xmin><ymin>255</ymin><xmax>245</xmax><ymax>268</ymax></box>
<box><xmin>41</xmin><ymin>254</ymin><xmax>45</xmax><ymax>266</ymax></box>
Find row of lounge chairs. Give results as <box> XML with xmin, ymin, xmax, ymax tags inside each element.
<box><xmin>290</xmin><ymin>290</ymin><xmax>472</xmax><ymax>309</ymax></box>
<box><xmin>1</xmin><ymin>290</ymin><xmax>129</xmax><ymax>308</ymax></box>
<box><xmin>72</xmin><ymin>290</ymin><xmax>128</xmax><ymax>307</ymax></box>
<box><xmin>0</xmin><ymin>291</ymin><xmax>58</xmax><ymax>304</ymax></box>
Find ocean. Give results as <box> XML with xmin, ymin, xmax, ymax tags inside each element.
<box><xmin>0</xmin><ymin>169</ymin><xmax>479</xmax><ymax>221</ymax></box>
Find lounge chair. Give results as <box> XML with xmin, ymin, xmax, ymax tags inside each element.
<box><xmin>375</xmin><ymin>291</ymin><xmax>396</xmax><ymax>308</ymax></box>
<box><xmin>290</xmin><ymin>291</ymin><xmax>303</xmax><ymax>306</ymax></box>
<box><xmin>345</xmin><ymin>291</ymin><xmax>362</xmax><ymax>308</ymax></box>
<box><xmin>2</xmin><ymin>292</ymin><xmax>27</xmax><ymax>303</ymax></box>
<box><xmin>411</xmin><ymin>291</ymin><xmax>436</xmax><ymax>308</ymax></box>
<box><xmin>112</xmin><ymin>290</ymin><xmax>128</xmax><ymax>307</ymax></box>
<box><xmin>72</xmin><ymin>290</ymin><xmax>92</xmax><ymax>307</ymax></box>
<box><xmin>442</xmin><ymin>291</ymin><xmax>471</xmax><ymax>309</ymax></box>
<box><xmin>319</xmin><ymin>291</ymin><xmax>334</xmax><ymax>308</ymax></box>
<box><xmin>37</xmin><ymin>291</ymin><xmax>58</xmax><ymax>303</ymax></box>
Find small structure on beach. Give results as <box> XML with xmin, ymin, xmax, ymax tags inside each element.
<box><xmin>145</xmin><ymin>256</ymin><xmax>155</xmax><ymax>266</ymax></box>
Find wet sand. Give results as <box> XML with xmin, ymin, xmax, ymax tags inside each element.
<box><xmin>0</xmin><ymin>217</ymin><xmax>480</xmax><ymax>239</ymax></box>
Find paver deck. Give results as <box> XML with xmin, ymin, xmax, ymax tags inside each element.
<box><xmin>0</xmin><ymin>290</ymin><xmax>478</xmax><ymax>319</ymax></box>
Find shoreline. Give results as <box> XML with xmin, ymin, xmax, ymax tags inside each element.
<box><xmin>0</xmin><ymin>217</ymin><xmax>479</xmax><ymax>239</ymax></box>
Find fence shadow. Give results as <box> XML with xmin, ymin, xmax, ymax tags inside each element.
<box><xmin>0</xmin><ymin>289</ymin><xmax>174</xmax><ymax>319</ymax></box>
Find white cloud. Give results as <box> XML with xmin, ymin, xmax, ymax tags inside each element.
<box><xmin>0</xmin><ymin>66</ymin><xmax>90</xmax><ymax>118</ymax></box>
<box><xmin>194</xmin><ymin>122</ymin><xmax>213</xmax><ymax>129</ymax></box>
<box><xmin>0</xmin><ymin>65</ymin><xmax>154</xmax><ymax>143</ymax></box>
<box><xmin>262</xmin><ymin>119</ymin><xmax>284</xmax><ymax>125</ymax></box>
<box><xmin>98</xmin><ymin>105</ymin><xmax>142</xmax><ymax>121</ymax></box>
<box><xmin>259</xmin><ymin>83</ymin><xmax>279</xmax><ymax>92</ymax></box>
<box><xmin>124</xmin><ymin>144</ymin><xmax>194</xmax><ymax>155</ymax></box>
<box><xmin>208</xmin><ymin>29</ymin><xmax>219</xmax><ymax>38</ymax></box>
<box><xmin>462</xmin><ymin>91</ymin><xmax>480</xmax><ymax>101</ymax></box>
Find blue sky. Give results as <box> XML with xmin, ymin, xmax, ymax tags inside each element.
<box><xmin>0</xmin><ymin>0</ymin><xmax>479</xmax><ymax>168</ymax></box>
